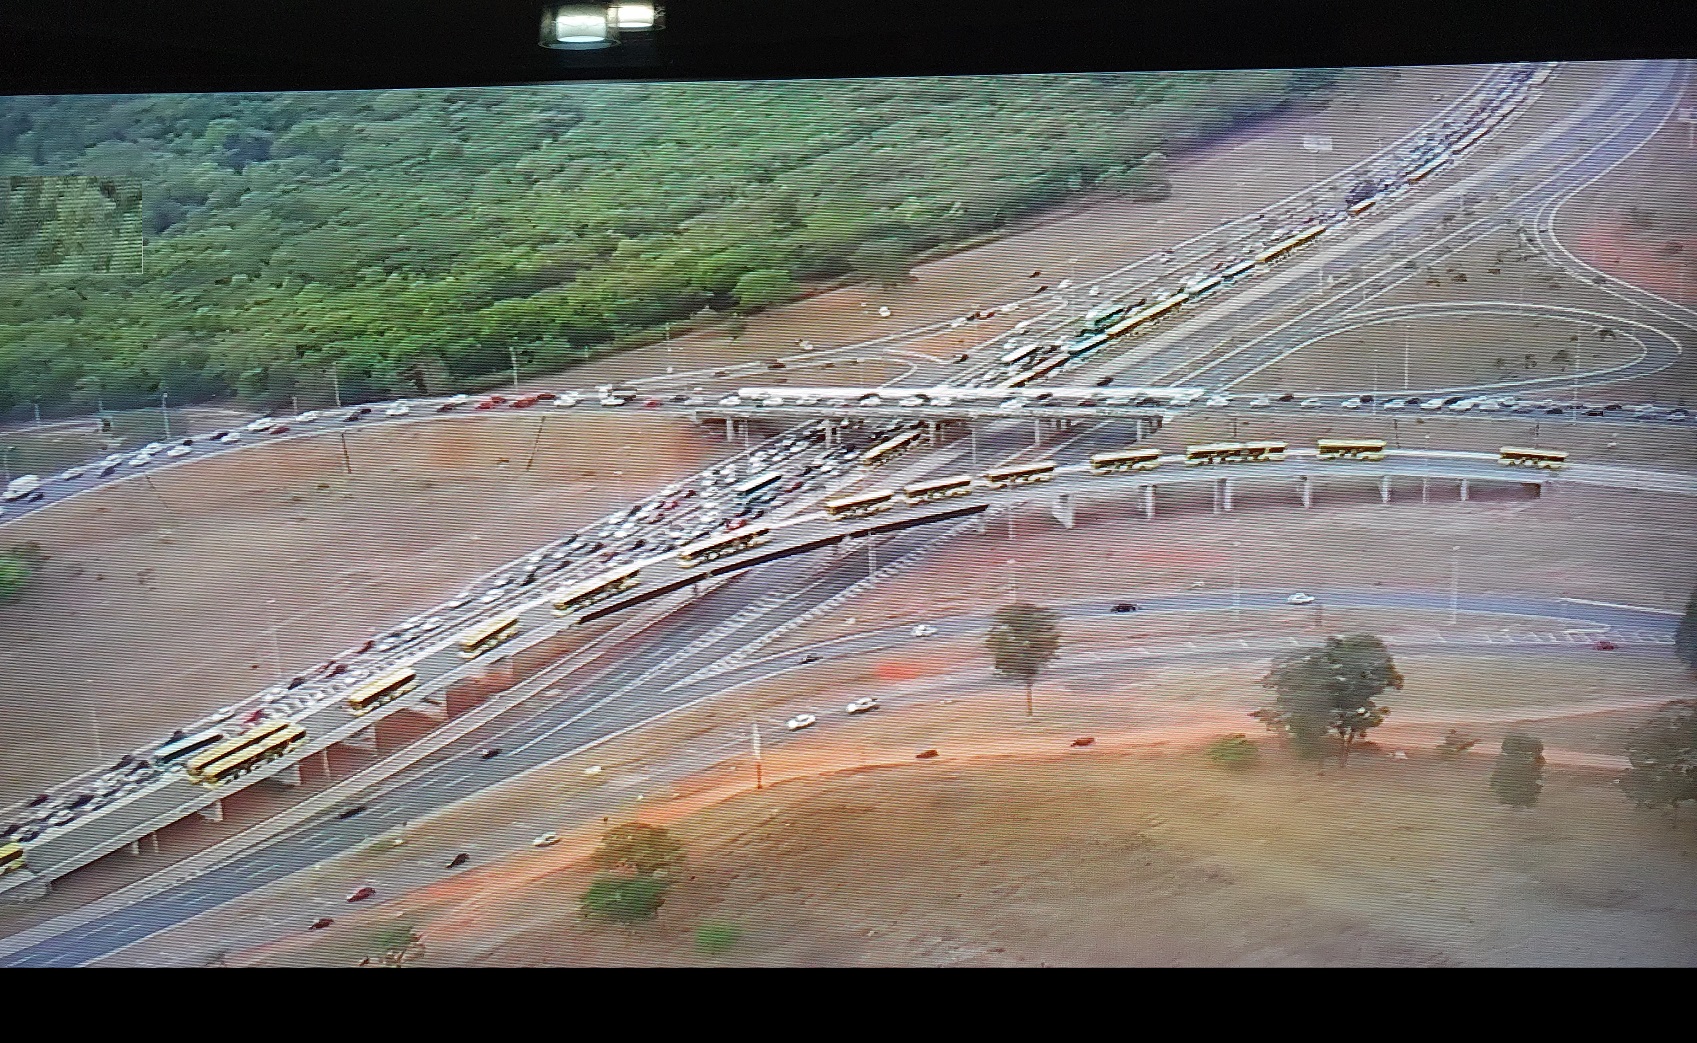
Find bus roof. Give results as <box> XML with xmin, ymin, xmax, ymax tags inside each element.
<box><xmin>1500</xmin><ymin>446</ymin><xmax>1567</xmax><ymax>458</ymax></box>
<box><xmin>825</xmin><ymin>489</ymin><xmax>895</xmax><ymax>507</ymax></box>
<box><xmin>348</xmin><ymin>668</ymin><xmax>417</xmax><ymax>700</ymax></box>
<box><xmin>983</xmin><ymin>460</ymin><xmax>1056</xmax><ymax>476</ymax></box>
<box><xmin>457</xmin><ymin>612</ymin><xmax>520</xmax><ymax>647</ymax></box>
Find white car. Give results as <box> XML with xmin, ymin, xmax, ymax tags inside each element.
<box><xmin>101</xmin><ymin>453</ymin><xmax>127</xmax><ymax>467</ymax></box>
<box><xmin>1205</xmin><ymin>395</ymin><xmax>1232</xmax><ymax>407</ymax></box>
<box><xmin>796</xmin><ymin>394</ymin><xmax>821</xmax><ymax>406</ymax></box>
<box><xmin>295</xmin><ymin>411</ymin><xmax>320</xmax><ymax>424</ymax></box>
<box><xmin>532</xmin><ymin>832</ymin><xmax>559</xmax><ymax>848</ymax></box>
<box><xmin>127</xmin><ymin>454</ymin><xmax>152</xmax><ymax>468</ymax></box>
<box><xmin>899</xmin><ymin>396</ymin><xmax>925</xmax><ymax>407</ymax></box>
<box><xmin>877</xmin><ymin>306</ymin><xmax>891</xmax><ymax>317</ymax></box>
<box><xmin>166</xmin><ymin>445</ymin><xmax>192</xmax><ymax>458</ymax></box>
<box><xmin>599</xmin><ymin>396</ymin><xmax>628</xmax><ymax>407</ymax></box>
<box><xmin>911</xmin><ymin>624</ymin><xmax>938</xmax><ymax>637</ymax></box>
<box><xmin>845</xmin><ymin>697</ymin><xmax>881</xmax><ymax>715</ymax></box>
<box><xmin>785</xmin><ymin>713</ymin><xmax>818</xmax><ymax>732</ymax></box>
<box><xmin>56</xmin><ymin>465</ymin><xmax>89</xmax><ymax>481</ymax></box>
<box><xmin>1299</xmin><ymin>398</ymin><xmax>1325</xmax><ymax>409</ymax></box>
<box><xmin>1383</xmin><ymin>398</ymin><xmax>1408</xmax><ymax>410</ymax></box>
<box><xmin>446</xmin><ymin>393</ymin><xmax>470</xmax><ymax>405</ymax></box>
<box><xmin>244</xmin><ymin>417</ymin><xmax>275</xmax><ymax>432</ymax></box>
<box><xmin>860</xmin><ymin>395</ymin><xmax>882</xmax><ymax>407</ymax></box>
<box><xmin>552</xmin><ymin>394</ymin><xmax>577</xmax><ymax>408</ymax></box>
<box><xmin>1420</xmin><ymin>399</ymin><xmax>1446</xmax><ymax>411</ymax></box>
<box><xmin>998</xmin><ymin>398</ymin><xmax>1026</xmax><ymax>411</ymax></box>
<box><xmin>384</xmin><ymin>401</ymin><xmax>411</xmax><ymax>417</ymax></box>
<box><xmin>718</xmin><ymin>395</ymin><xmax>742</xmax><ymax>407</ymax></box>
<box><xmin>216</xmin><ymin>431</ymin><xmax>241</xmax><ymax>444</ymax></box>
<box><xmin>1248</xmin><ymin>396</ymin><xmax>1272</xmax><ymax>409</ymax></box>
<box><xmin>1475</xmin><ymin>400</ymin><xmax>1502</xmax><ymax>412</ymax></box>
<box><xmin>1287</xmin><ymin>592</ymin><xmax>1316</xmax><ymax>606</ymax></box>
<box><xmin>1446</xmin><ymin>399</ymin><xmax>1475</xmax><ymax>412</ymax></box>
<box><xmin>1340</xmin><ymin>397</ymin><xmax>1363</xmax><ymax>410</ymax></box>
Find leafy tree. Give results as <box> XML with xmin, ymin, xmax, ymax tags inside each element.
<box><xmin>1252</xmin><ymin>634</ymin><xmax>1402</xmax><ymax>765</ymax></box>
<box><xmin>589</xmin><ymin>822</ymin><xmax>685</xmax><ymax>879</ymax></box>
<box><xmin>847</xmin><ymin>238</ymin><xmax>917</xmax><ymax>288</ymax></box>
<box><xmin>1490</xmin><ymin>732</ymin><xmax>1546</xmax><ymax>807</ymax></box>
<box><xmin>695</xmin><ymin>921</ymin><xmax>743</xmax><ymax>954</ymax></box>
<box><xmin>1205</xmin><ymin>733</ymin><xmax>1258</xmax><ymax>769</ymax></box>
<box><xmin>581</xmin><ymin>872</ymin><xmax>670</xmax><ymax>923</ymax></box>
<box><xmin>1675</xmin><ymin>590</ymin><xmax>1697</xmax><ymax>675</ymax></box>
<box><xmin>1620</xmin><ymin>700</ymin><xmax>1697</xmax><ymax>820</ymax></box>
<box><xmin>0</xmin><ymin>554</ymin><xmax>31</xmax><ymax>603</ymax></box>
<box><xmin>986</xmin><ymin>602</ymin><xmax>1062</xmax><ymax>717</ymax></box>
<box><xmin>732</xmin><ymin>268</ymin><xmax>798</xmax><ymax>314</ymax></box>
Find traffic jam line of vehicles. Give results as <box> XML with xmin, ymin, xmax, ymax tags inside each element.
<box><xmin>0</xmin><ymin>59</ymin><xmax>1599</xmax><ymax>870</ymax></box>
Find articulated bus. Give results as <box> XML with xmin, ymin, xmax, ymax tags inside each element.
<box><xmin>1184</xmin><ymin>441</ymin><xmax>1288</xmax><ymax>465</ymax></box>
<box><xmin>154</xmin><ymin>727</ymin><xmax>226</xmax><ymax>765</ymax></box>
<box><xmin>457</xmin><ymin>612</ymin><xmax>522</xmax><ymax>658</ymax></box>
<box><xmin>193</xmin><ymin>723</ymin><xmax>308</xmax><ymax>787</ymax></box>
<box><xmin>1316</xmin><ymin>438</ymin><xmax>1388</xmax><ymax>461</ymax></box>
<box><xmin>185</xmin><ymin>719</ymin><xmax>295</xmax><ymax>780</ymax></box>
<box><xmin>346</xmin><ymin>668</ymin><xmax>420</xmax><ymax>716</ymax></box>
<box><xmin>981</xmin><ymin>460</ymin><xmax>1057</xmax><ymax>488</ymax></box>
<box><xmin>552</xmin><ymin>564</ymin><xmax>642</xmax><ymax>617</ymax></box>
<box><xmin>902</xmin><ymin>475</ymin><xmax>975</xmax><ymax>503</ymax></box>
<box><xmin>1221</xmin><ymin>258</ymin><xmax>1256</xmax><ymax>282</ymax></box>
<box><xmin>1102</xmin><ymin>295</ymin><xmax>1186</xmax><ymax>340</ymax></box>
<box><xmin>1082</xmin><ymin>305</ymin><xmax>1128</xmax><ymax>334</ymax></box>
<box><xmin>1184</xmin><ymin>274</ymin><xmax>1224</xmax><ymax>298</ymax></box>
<box><xmin>1498</xmin><ymin>446</ymin><xmax>1568</xmax><ymax>469</ymax></box>
<box><xmin>1065</xmin><ymin>332</ymin><xmax>1111</xmax><ymax>357</ymax></box>
<box><xmin>678</xmin><ymin>525</ymin><xmax>772</xmax><ymax>567</ymax></box>
<box><xmin>860</xmin><ymin>430</ymin><xmax>925</xmax><ymax>468</ymax></box>
<box><xmin>731</xmin><ymin>470</ymin><xmax>785</xmax><ymax>499</ymax></box>
<box><xmin>999</xmin><ymin>341</ymin><xmax>1046</xmax><ymax>368</ymax></box>
<box><xmin>1089</xmin><ymin>447</ymin><xmax>1162</xmax><ymax>474</ymax></box>
<box><xmin>1347</xmin><ymin>197</ymin><xmax>1377</xmax><ymax>216</ymax></box>
<box><xmin>1406</xmin><ymin>157</ymin><xmax>1447</xmax><ymax>183</ymax></box>
<box><xmin>823</xmin><ymin>489</ymin><xmax>896</xmax><ymax>520</ymax></box>
<box><xmin>0</xmin><ymin>841</ymin><xmax>26</xmax><ymax>877</ymax></box>
<box><xmin>1255</xmin><ymin>225</ymin><xmax>1327</xmax><ymax>266</ymax></box>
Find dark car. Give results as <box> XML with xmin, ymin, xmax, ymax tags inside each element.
<box><xmin>336</xmin><ymin>805</ymin><xmax>367</xmax><ymax>820</ymax></box>
<box><xmin>766</xmin><ymin>360</ymin><xmax>787</xmax><ymax>370</ymax></box>
<box><xmin>1276</xmin><ymin>392</ymin><xmax>1296</xmax><ymax>402</ymax></box>
<box><xmin>1405</xmin><ymin>397</ymin><xmax>1424</xmax><ymax>406</ymax></box>
<box><xmin>180</xmin><ymin>437</ymin><xmax>195</xmax><ymax>447</ymax></box>
<box><xmin>210</xmin><ymin>429</ymin><xmax>230</xmax><ymax>440</ymax></box>
<box><xmin>268</xmin><ymin>424</ymin><xmax>291</xmax><ymax>435</ymax></box>
<box><xmin>23</xmin><ymin>490</ymin><xmax>44</xmax><ymax>503</ymax></box>
<box><xmin>99</xmin><ymin>464</ymin><xmax>120</xmax><ymax>477</ymax></box>
<box><xmin>114</xmin><ymin>753</ymin><xmax>134</xmax><ymax>770</ymax></box>
<box><xmin>480</xmin><ymin>747</ymin><xmax>502</xmax><ymax>760</ymax></box>
<box><xmin>309</xmin><ymin>917</ymin><xmax>335</xmax><ymax>930</ymax></box>
<box><xmin>342</xmin><ymin>410</ymin><xmax>364</xmax><ymax>423</ymax></box>
<box><xmin>1359</xmin><ymin>395</ymin><xmax>1374</xmax><ymax>404</ymax></box>
<box><xmin>800</xmin><ymin>652</ymin><xmax>821</xmax><ymax>664</ymax></box>
<box><xmin>1095</xmin><ymin>376</ymin><xmax>1114</xmax><ymax>387</ymax></box>
<box><xmin>287</xmin><ymin>675</ymin><xmax>306</xmax><ymax>690</ymax></box>
<box><xmin>1593</xmin><ymin>639</ymin><xmax>1617</xmax><ymax>651</ymax></box>
<box><xmin>536</xmin><ymin>391</ymin><xmax>558</xmax><ymax>401</ymax></box>
<box><xmin>346</xmin><ymin>886</ymin><xmax>376</xmax><ymax>903</ymax></box>
<box><xmin>1545</xmin><ymin>407</ymin><xmax>1566</xmax><ymax>415</ymax></box>
<box><xmin>955</xmin><ymin>352</ymin><xmax>971</xmax><ymax>363</ymax></box>
<box><xmin>1111</xmin><ymin>602</ymin><xmax>1138</xmax><ymax>613</ymax></box>
<box><xmin>435</xmin><ymin>402</ymin><xmax>457</xmax><ymax>413</ymax></box>
<box><xmin>1585</xmin><ymin>407</ymin><xmax>1605</xmax><ymax>416</ymax></box>
<box><xmin>447</xmin><ymin>853</ymin><xmax>470</xmax><ymax>868</ymax></box>
<box><xmin>66</xmin><ymin>793</ymin><xmax>93</xmax><ymax>810</ymax></box>
<box><xmin>357</xmin><ymin>638</ymin><xmax>375</xmax><ymax>653</ymax></box>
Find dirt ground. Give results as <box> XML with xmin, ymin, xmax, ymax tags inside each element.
<box><xmin>202</xmin><ymin>651</ymin><xmax>1697</xmax><ymax>967</ymax></box>
<box><xmin>0</xmin><ymin>413</ymin><xmax>733</xmax><ymax>801</ymax></box>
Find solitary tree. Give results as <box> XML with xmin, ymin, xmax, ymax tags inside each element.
<box><xmin>590</xmin><ymin>822</ymin><xmax>685</xmax><ymax>879</ymax></box>
<box><xmin>1620</xmin><ymin>699</ymin><xmax>1697</xmax><ymax>822</ymax></box>
<box><xmin>1252</xmin><ymin>634</ymin><xmax>1402</xmax><ymax>765</ymax></box>
<box><xmin>1675</xmin><ymin>590</ymin><xmax>1697</xmax><ymax>675</ymax></box>
<box><xmin>1490</xmin><ymin>732</ymin><xmax>1546</xmax><ymax>807</ymax></box>
<box><xmin>985</xmin><ymin>602</ymin><xmax>1062</xmax><ymax>717</ymax></box>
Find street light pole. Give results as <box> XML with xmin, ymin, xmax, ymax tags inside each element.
<box><xmin>330</xmin><ymin>361</ymin><xmax>341</xmax><ymax>409</ymax></box>
<box><xmin>160</xmin><ymin>391</ymin><xmax>170</xmax><ymax>440</ymax></box>
<box><xmin>509</xmin><ymin>345</ymin><xmax>521</xmax><ymax>390</ymax></box>
<box><xmin>1232</xmin><ymin>540</ymin><xmax>1242</xmax><ymax>622</ymax></box>
<box><xmin>1449</xmin><ymin>545</ymin><xmax>1460</xmax><ymax>625</ymax></box>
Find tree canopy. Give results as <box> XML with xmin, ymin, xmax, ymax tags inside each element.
<box><xmin>986</xmin><ymin>601</ymin><xmax>1062</xmax><ymax>716</ymax></box>
<box><xmin>589</xmin><ymin>822</ymin><xmax>685</xmax><ymax>878</ymax></box>
<box><xmin>1252</xmin><ymin>633</ymin><xmax>1402</xmax><ymax>764</ymax></box>
<box><xmin>1620</xmin><ymin>699</ymin><xmax>1697</xmax><ymax>816</ymax></box>
<box><xmin>0</xmin><ymin>69</ymin><xmax>1342</xmax><ymax>418</ymax></box>
<box><xmin>1490</xmin><ymin>732</ymin><xmax>1546</xmax><ymax>807</ymax></box>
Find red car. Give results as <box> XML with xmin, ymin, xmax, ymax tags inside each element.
<box><xmin>642</xmin><ymin>397</ymin><xmax>662</xmax><ymax>409</ymax></box>
<box><xmin>476</xmin><ymin>395</ymin><xmax>508</xmax><ymax>410</ymax></box>
<box><xmin>726</xmin><ymin>517</ymin><xmax>748</xmax><ymax>531</ymax></box>
<box><xmin>1593</xmin><ymin>639</ymin><xmax>1617</xmax><ymax>651</ymax></box>
<box><xmin>347</xmin><ymin>886</ymin><xmax>376</xmax><ymax>902</ymax></box>
<box><xmin>309</xmin><ymin>917</ymin><xmax>334</xmax><ymax>930</ymax></box>
<box><xmin>511</xmin><ymin>396</ymin><xmax>538</xmax><ymax>409</ymax></box>
<box><xmin>238</xmin><ymin>708</ymin><xmax>264</xmax><ymax>727</ymax></box>
<box><xmin>535</xmin><ymin>392</ymin><xmax>557</xmax><ymax>401</ymax></box>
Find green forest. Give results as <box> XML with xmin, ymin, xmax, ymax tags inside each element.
<box><xmin>0</xmin><ymin>69</ymin><xmax>1339</xmax><ymax>417</ymax></box>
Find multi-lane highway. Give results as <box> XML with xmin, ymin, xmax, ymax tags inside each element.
<box><xmin>2</xmin><ymin>58</ymin><xmax>1693</xmax><ymax>963</ymax></box>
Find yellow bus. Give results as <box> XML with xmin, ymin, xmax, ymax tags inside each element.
<box><xmin>823</xmin><ymin>489</ymin><xmax>896</xmax><ymax>519</ymax></box>
<box><xmin>981</xmin><ymin>460</ymin><xmax>1058</xmax><ymax>487</ymax></box>
<box><xmin>1498</xmin><ymin>446</ymin><xmax>1568</xmax><ymax>469</ymax></box>
<box><xmin>0</xmin><ymin>841</ymin><xmax>25</xmax><ymax>877</ymax></box>
<box><xmin>185</xmin><ymin>719</ymin><xmax>294</xmax><ymax>780</ymax></box>
<box><xmin>1184</xmin><ymin>440</ymin><xmax>1287</xmax><ymax>465</ymax></box>
<box><xmin>1088</xmin><ymin>447</ymin><xmax>1162</xmax><ymax>474</ymax></box>
<box><xmin>902</xmin><ymin>475</ymin><xmax>975</xmax><ymax>503</ymax></box>
<box><xmin>1254</xmin><ymin>225</ymin><xmax>1326</xmax><ymax>265</ymax></box>
<box><xmin>346</xmin><ymin>668</ymin><xmax>419</xmax><ymax>716</ymax></box>
<box><xmin>1315</xmin><ymin>438</ymin><xmax>1388</xmax><ymax>461</ymax></box>
<box><xmin>859</xmin><ymin>430</ymin><xmax>924</xmax><ymax>468</ymax></box>
<box><xmin>194</xmin><ymin>723</ymin><xmax>307</xmax><ymax>787</ymax></box>
<box><xmin>678</xmin><ymin>525</ymin><xmax>772</xmax><ymax>567</ymax></box>
<box><xmin>457</xmin><ymin>612</ymin><xmax>521</xmax><ymax>658</ymax></box>
<box><xmin>1102</xmin><ymin>294</ymin><xmax>1186</xmax><ymax>340</ymax></box>
<box><xmin>552</xmin><ymin>564</ymin><xmax>642</xmax><ymax>617</ymax></box>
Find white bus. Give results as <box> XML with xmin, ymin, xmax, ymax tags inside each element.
<box><xmin>823</xmin><ymin>489</ymin><xmax>896</xmax><ymax>519</ymax></box>
<box><xmin>552</xmin><ymin>564</ymin><xmax>642</xmax><ymax>617</ymax></box>
<box><xmin>731</xmin><ymin>471</ymin><xmax>785</xmax><ymax>499</ymax></box>
<box><xmin>154</xmin><ymin>728</ymin><xmax>227</xmax><ymax>765</ymax></box>
<box><xmin>1184</xmin><ymin>441</ymin><xmax>1287</xmax><ymax>465</ymax></box>
<box><xmin>859</xmin><ymin>430</ymin><xmax>925</xmax><ymax>468</ymax></box>
<box><xmin>902</xmin><ymin>475</ymin><xmax>975</xmax><ymax>502</ymax></box>
<box><xmin>1498</xmin><ymin>446</ymin><xmax>1567</xmax><ymax>469</ymax></box>
<box><xmin>1088</xmin><ymin>447</ymin><xmax>1162</xmax><ymax>474</ymax></box>
<box><xmin>456</xmin><ymin>613</ymin><xmax>522</xmax><ymax>658</ymax></box>
<box><xmin>346</xmin><ymin>668</ymin><xmax>420</xmax><ymax>715</ymax></box>
<box><xmin>678</xmin><ymin>525</ymin><xmax>772</xmax><ymax>567</ymax></box>
<box><xmin>1316</xmin><ymin>438</ymin><xmax>1387</xmax><ymax>461</ymax></box>
<box><xmin>981</xmin><ymin>460</ymin><xmax>1057</xmax><ymax>487</ymax></box>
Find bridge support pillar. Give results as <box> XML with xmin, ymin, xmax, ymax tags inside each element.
<box><xmin>1032</xmin><ymin>418</ymin><xmax>1042</xmax><ymax>447</ymax></box>
<box><xmin>319</xmin><ymin>749</ymin><xmax>333</xmax><ymax>779</ymax></box>
<box><xmin>1459</xmin><ymin>478</ymin><xmax>1470</xmax><ymax>502</ymax></box>
<box><xmin>0</xmin><ymin>874</ymin><xmax>50</xmax><ymax>903</ymax></box>
<box><xmin>1142</xmin><ymin>484</ymin><xmax>1155</xmax><ymax>520</ymax></box>
<box><xmin>1528</xmin><ymin>481</ymin><xmax>1543</xmax><ymax>499</ymax></box>
<box><xmin>1421</xmin><ymin>477</ymin><xmax>1430</xmax><ymax>504</ymax></box>
<box><xmin>973</xmin><ymin>510</ymin><xmax>989</xmax><ymax>534</ymax></box>
<box><xmin>926</xmin><ymin>419</ymin><xmax>938</xmax><ymax>446</ymax></box>
<box><xmin>127</xmin><ymin>838</ymin><xmax>141</xmax><ymax>856</ymax></box>
<box><xmin>270</xmin><ymin>762</ymin><xmax>303</xmax><ymax>787</ymax></box>
<box><xmin>1050</xmin><ymin>492</ymin><xmax>1076</xmax><ymax>530</ymax></box>
<box><xmin>1134</xmin><ymin>419</ymin><xmax>1146</xmax><ymax>441</ymax></box>
<box><xmin>198</xmin><ymin>800</ymin><xmax>224</xmax><ymax>823</ymax></box>
<box><xmin>1379</xmin><ymin>475</ymin><xmax>1391</xmax><ymax>504</ymax></box>
<box><xmin>343</xmin><ymin>726</ymin><xmax>377</xmax><ymax>752</ymax></box>
<box><xmin>1300</xmin><ymin>475</ymin><xmax>1313</xmax><ymax>509</ymax></box>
